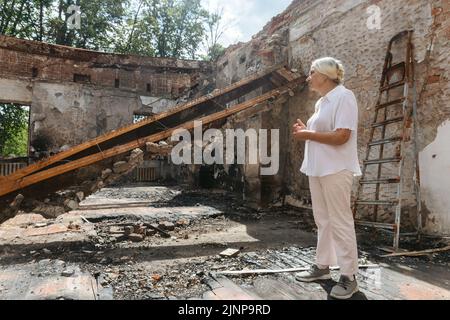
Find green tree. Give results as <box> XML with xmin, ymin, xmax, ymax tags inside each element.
<box><xmin>1</xmin><ymin>0</ymin><xmax>225</xmax><ymax>59</ymax></box>
<box><xmin>2</xmin><ymin>124</ymin><xmax>28</xmax><ymax>157</ymax></box>
<box><xmin>206</xmin><ymin>43</ymin><xmax>225</xmax><ymax>62</ymax></box>
<box><xmin>116</xmin><ymin>0</ymin><xmax>208</xmax><ymax>59</ymax></box>
<box><xmin>170</xmin><ymin>0</ymin><xmax>208</xmax><ymax>59</ymax></box>
<box><xmin>46</xmin><ymin>0</ymin><xmax>128</xmax><ymax>51</ymax></box>
<box><xmin>203</xmin><ymin>8</ymin><xmax>227</xmax><ymax>61</ymax></box>
<box><xmin>0</xmin><ymin>0</ymin><xmax>128</xmax><ymax>51</ymax></box>
<box><xmin>0</xmin><ymin>104</ymin><xmax>29</xmax><ymax>158</ymax></box>
<box><xmin>0</xmin><ymin>0</ymin><xmax>49</xmax><ymax>40</ymax></box>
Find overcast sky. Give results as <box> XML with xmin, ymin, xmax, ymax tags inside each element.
<box><xmin>201</xmin><ymin>0</ymin><xmax>293</xmax><ymax>47</ymax></box>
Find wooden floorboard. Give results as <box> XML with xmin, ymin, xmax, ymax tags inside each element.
<box><xmin>210</xmin><ymin>247</ymin><xmax>450</xmax><ymax>300</ymax></box>
<box><xmin>203</xmin><ymin>275</ymin><xmax>262</xmax><ymax>300</ymax></box>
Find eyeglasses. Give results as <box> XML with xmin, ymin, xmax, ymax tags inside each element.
<box><xmin>309</xmin><ymin>70</ymin><xmax>316</xmax><ymax>76</ymax></box>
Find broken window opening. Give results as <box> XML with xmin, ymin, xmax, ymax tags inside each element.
<box><xmin>73</xmin><ymin>73</ymin><xmax>91</xmax><ymax>83</ymax></box>
<box><xmin>115</xmin><ymin>79</ymin><xmax>120</xmax><ymax>88</ymax></box>
<box><xmin>0</xmin><ymin>103</ymin><xmax>31</xmax><ymax>164</ymax></box>
<box><xmin>146</xmin><ymin>83</ymin><xmax>151</xmax><ymax>92</ymax></box>
<box><xmin>32</xmin><ymin>67</ymin><xmax>38</xmax><ymax>78</ymax></box>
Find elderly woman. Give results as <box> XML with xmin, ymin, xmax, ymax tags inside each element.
<box><xmin>293</xmin><ymin>57</ymin><xmax>362</xmax><ymax>300</ymax></box>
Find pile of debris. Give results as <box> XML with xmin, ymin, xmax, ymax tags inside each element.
<box><xmin>96</xmin><ymin>218</ymin><xmax>192</xmax><ymax>244</ymax></box>
<box><xmin>88</xmin><ymin>252</ymin><xmax>258</xmax><ymax>300</ymax></box>
<box><xmin>1</xmin><ymin>148</ymin><xmax>145</xmax><ymax>224</ymax></box>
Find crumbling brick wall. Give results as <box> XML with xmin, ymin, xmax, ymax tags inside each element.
<box><xmin>214</xmin><ymin>0</ymin><xmax>450</xmax><ymax>235</ymax></box>
<box><xmin>0</xmin><ymin>35</ymin><xmax>212</xmax><ymax>153</ymax></box>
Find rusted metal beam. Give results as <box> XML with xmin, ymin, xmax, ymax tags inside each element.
<box><xmin>0</xmin><ymin>76</ymin><xmax>304</xmax><ymax>198</ymax></box>
<box><xmin>4</xmin><ymin>65</ymin><xmax>296</xmax><ymax>183</ymax></box>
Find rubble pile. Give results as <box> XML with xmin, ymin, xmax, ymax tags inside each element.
<box><xmin>2</xmin><ymin>148</ymin><xmax>145</xmax><ymax>223</ymax></box>
<box><xmin>89</xmin><ymin>254</ymin><xmax>260</xmax><ymax>300</ymax></box>
<box><xmin>94</xmin><ymin>218</ymin><xmax>192</xmax><ymax>245</ymax></box>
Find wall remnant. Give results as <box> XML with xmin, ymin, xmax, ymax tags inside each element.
<box><xmin>0</xmin><ymin>0</ymin><xmax>448</xmax><ymax>235</ymax></box>
<box><xmin>0</xmin><ymin>35</ymin><xmax>212</xmax><ymax>153</ymax></box>
<box><xmin>214</xmin><ymin>0</ymin><xmax>450</xmax><ymax>235</ymax></box>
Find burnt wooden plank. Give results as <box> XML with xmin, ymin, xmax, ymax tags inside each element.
<box><xmin>4</xmin><ymin>65</ymin><xmax>296</xmax><ymax>183</ymax></box>
<box><xmin>0</xmin><ymin>77</ymin><xmax>304</xmax><ymax>198</ymax></box>
<box><xmin>209</xmin><ymin>247</ymin><xmax>450</xmax><ymax>300</ymax></box>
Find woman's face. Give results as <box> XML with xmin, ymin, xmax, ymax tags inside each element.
<box><xmin>307</xmin><ymin>67</ymin><xmax>328</xmax><ymax>93</ymax></box>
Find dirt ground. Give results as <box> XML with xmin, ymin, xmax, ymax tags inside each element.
<box><xmin>0</xmin><ymin>183</ymin><xmax>449</xmax><ymax>300</ymax></box>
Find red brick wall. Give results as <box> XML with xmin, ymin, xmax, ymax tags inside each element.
<box><xmin>0</xmin><ymin>35</ymin><xmax>211</xmax><ymax>97</ymax></box>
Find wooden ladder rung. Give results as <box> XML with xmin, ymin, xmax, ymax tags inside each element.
<box><xmin>355</xmin><ymin>200</ymin><xmax>398</xmax><ymax>206</ymax></box>
<box><xmin>380</xmin><ymin>80</ymin><xmax>406</xmax><ymax>92</ymax></box>
<box><xmin>355</xmin><ymin>220</ymin><xmax>397</xmax><ymax>230</ymax></box>
<box><xmin>364</xmin><ymin>158</ymin><xmax>402</xmax><ymax>165</ymax></box>
<box><xmin>376</xmin><ymin>98</ymin><xmax>406</xmax><ymax>110</ymax></box>
<box><xmin>371</xmin><ymin>117</ymin><xmax>404</xmax><ymax>128</ymax></box>
<box><xmin>368</xmin><ymin>136</ymin><xmax>403</xmax><ymax>146</ymax></box>
<box><xmin>387</xmin><ymin>62</ymin><xmax>405</xmax><ymax>72</ymax></box>
<box><xmin>359</xmin><ymin>178</ymin><xmax>400</xmax><ymax>185</ymax></box>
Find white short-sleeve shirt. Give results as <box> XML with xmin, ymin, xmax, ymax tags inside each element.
<box><xmin>300</xmin><ymin>85</ymin><xmax>362</xmax><ymax>177</ymax></box>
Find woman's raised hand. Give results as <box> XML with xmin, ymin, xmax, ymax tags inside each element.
<box><xmin>293</xmin><ymin>119</ymin><xmax>306</xmax><ymax>133</ymax></box>
<box><xmin>297</xmin><ymin>119</ymin><xmax>306</xmax><ymax>128</ymax></box>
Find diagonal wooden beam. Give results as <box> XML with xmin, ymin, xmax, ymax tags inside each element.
<box><xmin>275</xmin><ymin>68</ymin><xmax>296</xmax><ymax>82</ymax></box>
<box><xmin>0</xmin><ymin>76</ymin><xmax>304</xmax><ymax>198</ymax></box>
<box><xmin>3</xmin><ymin>65</ymin><xmax>293</xmax><ymax>183</ymax></box>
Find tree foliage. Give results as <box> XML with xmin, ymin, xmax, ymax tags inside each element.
<box><xmin>203</xmin><ymin>8</ymin><xmax>227</xmax><ymax>61</ymax></box>
<box><xmin>0</xmin><ymin>104</ymin><xmax>29</xmax><ymax>158</ymax></box>
<box><xmin>0</xmin><ymin>1</ymin><xmax>226</xmax><ymax>155</ymax></box>
<box><xmin>115</xmin><ymin>0</ymin><xmax>209</xmax><ymax>59</ymax></box>
<box><xmin>0</xmin><ymin>0</ymin><xmax>224</xmax><ymax>59</ymax></box>
<box><xmin>48</xmin><ymin>0</ymin><xmax>128</xmax><ymax>50</ymax></box>
<box><xmin>0</xmin><ymin>0</ymin><xmax>127</xmax><ymax>50</ymax></box>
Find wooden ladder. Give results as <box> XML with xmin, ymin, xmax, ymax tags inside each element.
<box><xmin>353</xmin><ymin>31</ymin><xmax>422</xmax><ymax>251</ymax></box>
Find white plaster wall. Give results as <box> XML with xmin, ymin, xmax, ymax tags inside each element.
<box><xmin>140</xmin><ymin>96</ymin><xmax>177</xmax><ymax>114</ymax></box>
<box><xmin>419</xmin><ymin>120</ymin><xmax>450</xmax><ymax>235</ymax></box>
<box><xmin>30</xmin><ymin>82</ymin><xmax>142</xmax><ymax>147</ymax></box>
<box><xmin>217</xmin><ymin>0</ymin><xmax>450</xmax><ymax>233</ymax></box>
<box><xmin>0</xmin><ymin>79</ymin><xmax>32</xmax><ymax>105</ymax></box>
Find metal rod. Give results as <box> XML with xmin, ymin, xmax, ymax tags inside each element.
<box><xmin>215</xmin><ymin>265</ymin><xmax>380</xmax><ymax>276</ymax></box>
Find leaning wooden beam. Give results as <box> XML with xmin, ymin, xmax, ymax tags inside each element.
<box><xmin>380</xmin><ymin>246</ymin><xmax>450</xmax><ymax>258</ymax></box>
<box><xmin>275</xmin><ymin>68</ymin><xmax>297</xmax><ymax>82</ymax></box>
<box><xmin>3</xmin><ymin>65</ymin><xmax>292</xmax><ymax>183</ymax></box>
<box><xmin>0</xmin><ymin>76</ymin><xmax>304</xmax><ymax>198</ymax></box>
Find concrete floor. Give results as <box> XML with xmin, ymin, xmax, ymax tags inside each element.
<box><xmin>0</xmin><ymin>183</ymin><xmax>449</xmax><ymax>300</ymax></box>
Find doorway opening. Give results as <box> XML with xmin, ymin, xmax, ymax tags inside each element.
<box><xmin>0</xmin><ymin>103</ymin><xmax>31</xmax><ymax>160</ymax></box>
<box><xmin>0</xmin><ymin>103</ymin><xmax>31</xmax><ymax>176</ymax></box>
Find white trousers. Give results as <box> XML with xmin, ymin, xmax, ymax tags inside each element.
<box><xmin>309</xmin><ymin>170</ymin><xmax>359</xmax><ymax>277</ymax></box>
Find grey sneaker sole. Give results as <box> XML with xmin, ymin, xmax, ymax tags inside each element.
<box><xmin>329</xmin><ymin>284</ymin><xmax>359</xmax><ymax>300</ymax></box>
<box><xmin>295</xmin><ymin>273</ymin><xmax>332</xmax><ymax>282</ymax></box>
